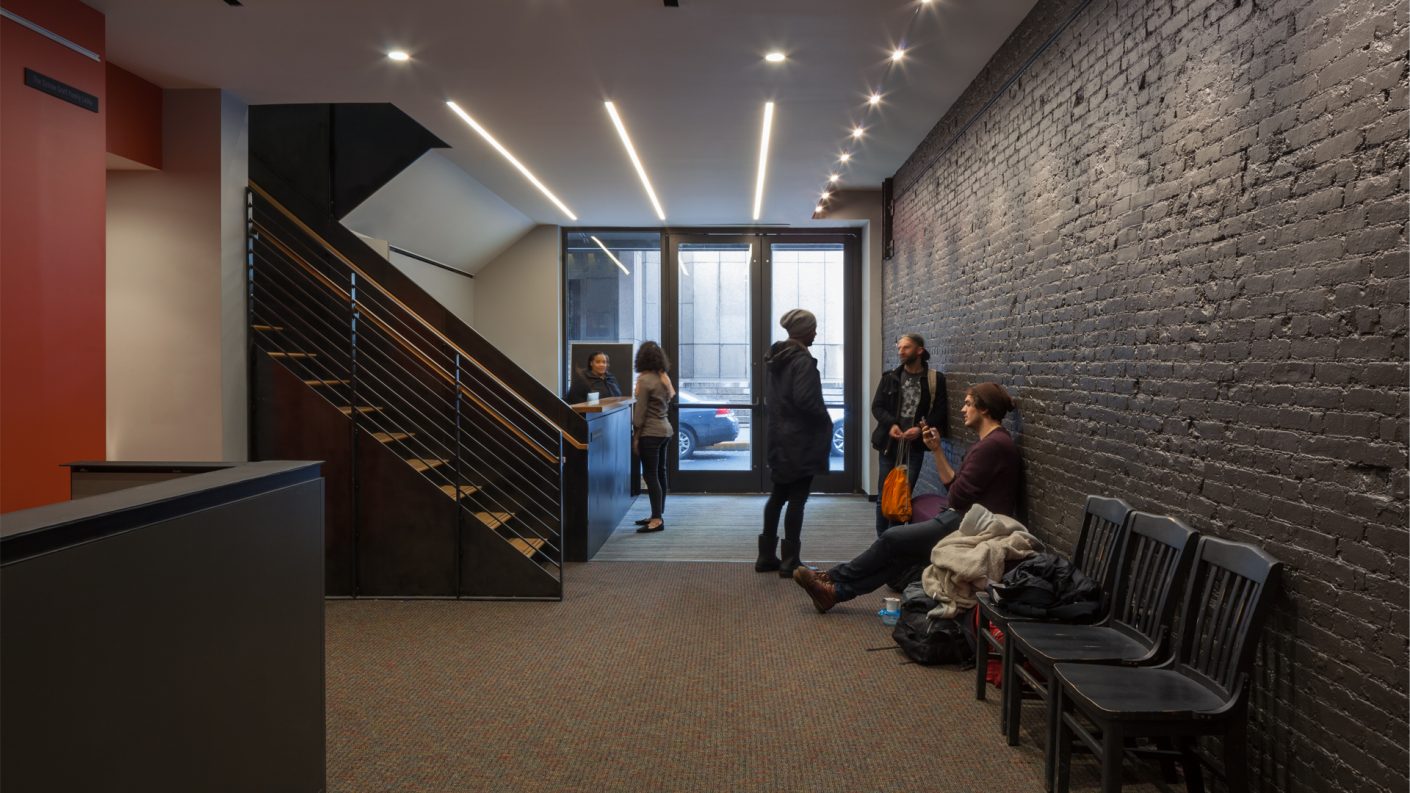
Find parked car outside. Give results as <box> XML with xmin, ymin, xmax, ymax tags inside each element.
<box><xmin>827</xmin><ymin>407</ymin><xmax>844</xmax><ymax>456</ymax></box>
<box><xmin>677</xmin><ymin>391</ymin><xmax>740</xmax><ymax>459</ymax></box>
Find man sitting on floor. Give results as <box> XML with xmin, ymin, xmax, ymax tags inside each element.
<box><xmin>794</xmin><ymin>382</ymin><xmax>1021</xmax><ymax>613</ymax></box>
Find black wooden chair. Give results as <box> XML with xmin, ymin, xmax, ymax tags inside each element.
<box><xmin>1051</xmin><ymin>537</ymin><xmax>1284</xmax><ymax>793</ymax></box>
<box><xmin>974</xmin><ymin>495</ymin><xmax>1135</xmax><ymax>737</ymax></box>
<box><xmin>1005</xmin><ymin>512</ymin><xmax>1200</xmax><ymax>789</ymax></box>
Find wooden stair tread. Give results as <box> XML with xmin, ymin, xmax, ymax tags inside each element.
<box><xmin>252</xmin><ymin>324</ymin><xmax>284</xmax><ymax>332</ymax></box>
<box><xmin>475</xmin><ymin>511</ymin><xmax>513</xmax><ymax>530</ymax></box>
<box><xmin>371</xmin><ymin>431</ymin><xmax>414</xmax><ymax>443</ymax></box>
<box><xmin>304</xmin><ymin>378</ymin><xmax>350</xmax><ymax>387</ymax></box>
<box><xmin>438</xmin><ymin>484</ymin><xmax>481</xmax><ymax>499</ymax></box>
<box><xmin>406</xmin><ymin>458</ymin><xmax>448</xmax><ymax>473</ymax></box>
<box><xmin>338</xmin><ymin>405</ymin><xmax>382</xmax><ymax>415</ymax></box>
<box><xmin>268</xmin><ymin>351</ymin><xmax>316</xmax><ymax>359</ymax></box>
<box><xmin>507</xmin><ymin>538</ymin><xmax>545</xmax><ymax>557</ymax></box>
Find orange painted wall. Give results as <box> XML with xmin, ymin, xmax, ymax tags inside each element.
<box><xmin>106</xmin><ymin>62</ymin><xmax>162</xmax><ymax>169</ymax></box>
<box><xmin>0</xmin><ymin>0</ymin><xmax>107</xmax><ymax>512</ymax></box>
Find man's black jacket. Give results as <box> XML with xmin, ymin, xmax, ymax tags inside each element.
<box><xmin>764</xmin><ymin>339</ymin><xmax>832</xmax><ymax>483</ymax></box>
<box><xmin>870</xmin><ymin>366</ymin><xmax>947</xmax><ymax>455</ymax></box>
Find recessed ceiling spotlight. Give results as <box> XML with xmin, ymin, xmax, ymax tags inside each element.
<box><xmin>446</xmin><ymin>100</ymin><xmax>577</xmax><ymax>221</ymax></box>
<box><xmin>891</xmin><ymin>48</ymin><xmax>906</xmax><ymax>62</ymax></box>
<box><xmin>828</xmin><ymin>173</ymin><xmax>839</xmax><ymax>183</ymax></box>
<box><xmin>814</xmin><ymin>205</ymin><xmax>824</xmax><ymax>214</ymax></box>
<box><xmin>820</xmin><ymin>191</ymin><xmax>831</xmax><ymax>200</ymax></box>
<box><xmin>838</xmin><ymin>152</ymin><xmax>851</xmax><ymax>163</ymax></box>
<box><xmin>752</xmin><ymin>102</ymin><xmax>776</xmax><ymax>221</ymax></box>
<box><xmin>387</xmin><ymin>50</ymin><xmax>410</xmax><ymax>62</ymax></box>
<box><xmin>604</xmin><ymin>101</ymin><xmax>666</xmax><ymax>221</ymax></box>
<box><xmin>851</xmin><ymin>126</ymin><xmax>865</xmax><ymax>139</ymax></box>
<box><xmin>765</xmin><ymin>52</ymin><xmax>786</xmax><ymax>62</ymax></box>
<box><xmin>868</xmin><ymin>93</ymin><xmax>882</xmax><ymax>106</ymax></box>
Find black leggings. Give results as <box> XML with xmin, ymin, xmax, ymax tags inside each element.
<box><xmin>639</xmin><ymin>435</ymin><xmax>670</xmax><ymax>519</ymax></box>
<box><xmin>762</xmin><ymin>476</ymin><xmax>813</xmax><ymax>542</ymax></box>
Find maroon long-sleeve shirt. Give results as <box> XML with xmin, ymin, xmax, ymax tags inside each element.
<box><xmin>945</xmin><ymin>426</ymin><xmax>1021</xmax><ymax>517</ymax></box>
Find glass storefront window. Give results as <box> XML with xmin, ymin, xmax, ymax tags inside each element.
<box><xmin>563</xmin><ymin>231</ymin><xmax>662</xmax><ymax>394</ymax></box>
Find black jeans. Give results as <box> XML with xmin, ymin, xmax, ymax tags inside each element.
<box><xmin>828</xmin><ymin>509</ymin><xmax>964</xmax><ymax>602</ymax></box>
<box><xmin>639</xmin><ymin>435</ymin><xmax>670</xmax><ymax>520</ymax></box>
<box><xmin>875</xmin><ymin>443</ymin><xmax>926</xmax><ymax>536</ymax></box>
<box><xmin>763</xmin><ymin>475</ymin><xmax>813</xmax><ymax>542</ymax></box>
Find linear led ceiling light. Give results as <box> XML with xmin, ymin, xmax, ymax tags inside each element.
<box><xmin>752</xmin><ymin>102</ymin><xmax>776</xmax><ymax>221</ymax></box>
<box><xmin>604</xmin><ymin>102</ymin><xmax>666</xmax><ymax>221</ymax></box>
<box><xmin>446</xmin><ymin>100</ymin><xmax>577</xmax><ymax>221</ymax></box>
<box><xmin>765</xmin><ymin>51</ymin><xmax>786</xmax><ymax>62</ymax></box>
<box><xmin>387</xmin><ymin>50</ymin><xmax>410</xmax><ymax>62</ymax></box>
<box><xmin>590</xmin><ymin>236</ymin><xmax>631</xmax><ymax>276</ymax></box>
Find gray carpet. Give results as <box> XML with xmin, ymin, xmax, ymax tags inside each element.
<box><xmin>595</xmin><ymin>494</ymin><xmax>878</xmax><ymax>563</ymax></box>
<box><xmin>327</xmin><ymin>561</ymin><xmax>1172</xmax><ymax>792</ymax></box>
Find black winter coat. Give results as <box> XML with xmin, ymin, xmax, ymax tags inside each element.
<box><xmin>764</xmin><ymin>340</ymin><xmax>832</xmax><ymax>483</ymax></box>
<box><xmin>563</xmin><ymin>371</ymin><xmax>622</xmax><ymax>404</ymax></box>
<box><xmin>870</xmin><ymin>366</ymin><xmax>948</xmax><ymax>455</ymax></box>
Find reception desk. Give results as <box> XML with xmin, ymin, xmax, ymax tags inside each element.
<box><xmin>564</xmin><ymin>396</ymin><xmax>635</xmax><ymax>561</ymax></box>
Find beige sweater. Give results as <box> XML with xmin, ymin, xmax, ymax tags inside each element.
<box><xmin>921</xmin><ymin>504</ymin><xmax>1042</xmax><ymax>619</ymax></box>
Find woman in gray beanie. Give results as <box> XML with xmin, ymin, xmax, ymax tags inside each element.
<box><xmin>757</xmin><ymin>308</ymin><xmax>833</xmax><ymax>576</ymax></box>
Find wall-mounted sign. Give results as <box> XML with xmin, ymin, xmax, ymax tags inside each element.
<box><xmin>24</xmin><ymin>68</ymin><xmax>98</xmax><ymax>113</ymax></box>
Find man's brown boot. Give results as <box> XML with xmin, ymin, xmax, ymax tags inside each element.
<box><xmin>793</xmin><ymin>566</ymin><xmax>837</xmax><ymax>613</ymax></box>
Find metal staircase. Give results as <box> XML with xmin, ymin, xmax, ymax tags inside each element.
<box><xmin>247</xmin><ymin>183</ymin><xmax>584</xmax><ymax>599</ymax></box>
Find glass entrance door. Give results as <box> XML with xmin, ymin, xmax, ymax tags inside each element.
<box><xmin>665</xmin><ymin>233</ymin><xmax>859</xmax><ymax>493</ymax></box>
<box><xmin>668</xmin><ymin>237</ymin><xmax>759</xmax><ymax>491</ymax></box>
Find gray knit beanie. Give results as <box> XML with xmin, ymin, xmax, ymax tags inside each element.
<box><xmin>779</xmin><ymin>308</ymin><xmax>817</xmax><ymax>339</ymax></box>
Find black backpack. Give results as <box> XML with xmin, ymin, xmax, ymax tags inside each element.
<box><xmin>891</xmin><ymin>583</ymin><xmax>973</xmax><ymax>665</ymax></box>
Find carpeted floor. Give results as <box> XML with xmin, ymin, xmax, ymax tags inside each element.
<box><xmin>595</xmin><ymin>494</ymin><xmax>878</xmax><ymax>563</ymax></box>
<box><xmin>327</xmin><ymin>561</ymin><xmax>1172</xmax><ymax>792</ymax></box>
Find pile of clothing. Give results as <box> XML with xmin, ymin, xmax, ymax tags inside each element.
<box><xmin>920</xmin><ymin>504</ymin><xmax>1042</xmax><ymax>619</ymax></box>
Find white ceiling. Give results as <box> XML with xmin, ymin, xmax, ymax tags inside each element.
<box><xmin>89</xmin><ymin>0</ymin><xmax>1036</xmax><ymax>227</ymax></box>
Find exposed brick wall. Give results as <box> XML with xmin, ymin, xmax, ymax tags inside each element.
<box><xmin>885</xmin><ymin>0</ymin><xmax>1408</xmax><ymax>790</ymax></box>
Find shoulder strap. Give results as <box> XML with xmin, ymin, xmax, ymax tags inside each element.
<box><xmin>927</xmin><ymin>368</ymin><xmax>937</xmax><ymax>398</ymax></box>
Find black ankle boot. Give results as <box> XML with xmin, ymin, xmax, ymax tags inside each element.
<box><xmin>778</xmin><ymin>538</ymin><xmax>802</xmax><ymax>578</ymax></box>
<box><xmin>755</xmin><ymin>534</ymin><xmax>781</xmax><ymax>572</ymax></box>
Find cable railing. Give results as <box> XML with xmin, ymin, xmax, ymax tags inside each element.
<box><xmin>248</xmin><ymin>185</ymin><xmax>568</xmax><ymax>594</ymax></box>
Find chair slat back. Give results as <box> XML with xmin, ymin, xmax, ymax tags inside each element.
<box><xmin>1107</xmin><ymin>512</ymin><xmax>1199</xmax><ymax>649</ymax></box>
<box><xmin>1071</xmin><ymin>496</ymin><xmax>1134</xmax><ymax>591</ymax></box>
<box><xmin>1174</xmin><ymin>537</ymin><xmax>1283</xmax><ymax>697</ymax></box>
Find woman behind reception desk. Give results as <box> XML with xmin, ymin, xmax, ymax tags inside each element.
<box><xmin>564</xmin><ymin>350</ymin><xmax>622</xmax><ymax>404</ymax></box>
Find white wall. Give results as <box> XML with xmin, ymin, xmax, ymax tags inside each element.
<box><xmin>391</xmin><ymin>250</ymin><xmax>476</xmax><ymax>328</ymax></box>
<box><xmin>355</xmin><ymin>232</ymin><xmax>477</xmax><ymax>328</ymax></box>
<box><xmin>819</xmin><ymin>190</ymin><xmax>884</xmax><ymax>494</ymax></box>
<box><xmin>341</xmin><ymin>150</ymin><xmax>533</xmax><ymax>275</ymax></box>
<box><xmin>107</xmin><ymin>89</ymin><xmax>248</xmax><ymax>461</ymax></box>
<box><xmin>472</xmin><ymin>225</ymin><xmax>561</xmax><ymax>392</ymax></box>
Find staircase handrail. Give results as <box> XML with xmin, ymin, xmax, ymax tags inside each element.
<box><xmin>249</xmin><ymin>179</ymin><xmax>588</xmax><ymax>452</ymax></box>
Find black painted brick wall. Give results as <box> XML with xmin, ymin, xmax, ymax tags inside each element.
<box><xmin>885</xmin><ymin>0</ymin><xmax>1408</xmax><ymax>790</ymax></box>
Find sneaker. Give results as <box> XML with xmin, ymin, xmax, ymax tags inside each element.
<box><xmin>793</xmin><ymin>566</ymin><xmax>837</xmax><ymax>613</ymax></box>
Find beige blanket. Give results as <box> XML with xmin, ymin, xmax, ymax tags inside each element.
<box><xmin>921</xmin><ymin>504</ymin><xmax>1041</xmax><ymax>619</ymax></box>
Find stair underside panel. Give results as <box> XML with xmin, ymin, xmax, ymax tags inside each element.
<box><xmin>255</xmin><ymin>357</ymin><xmax>356</xmax><ymax>596</ymax></box>
<box><xmin>459</xmin><ymin>517</ymin><xmax>561</xmax><ymax>599</ymax></box>
<box><xmin>355</xmin><ymin>430</ymin><xmax>458</xmax><ymax>597</ymax></box>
